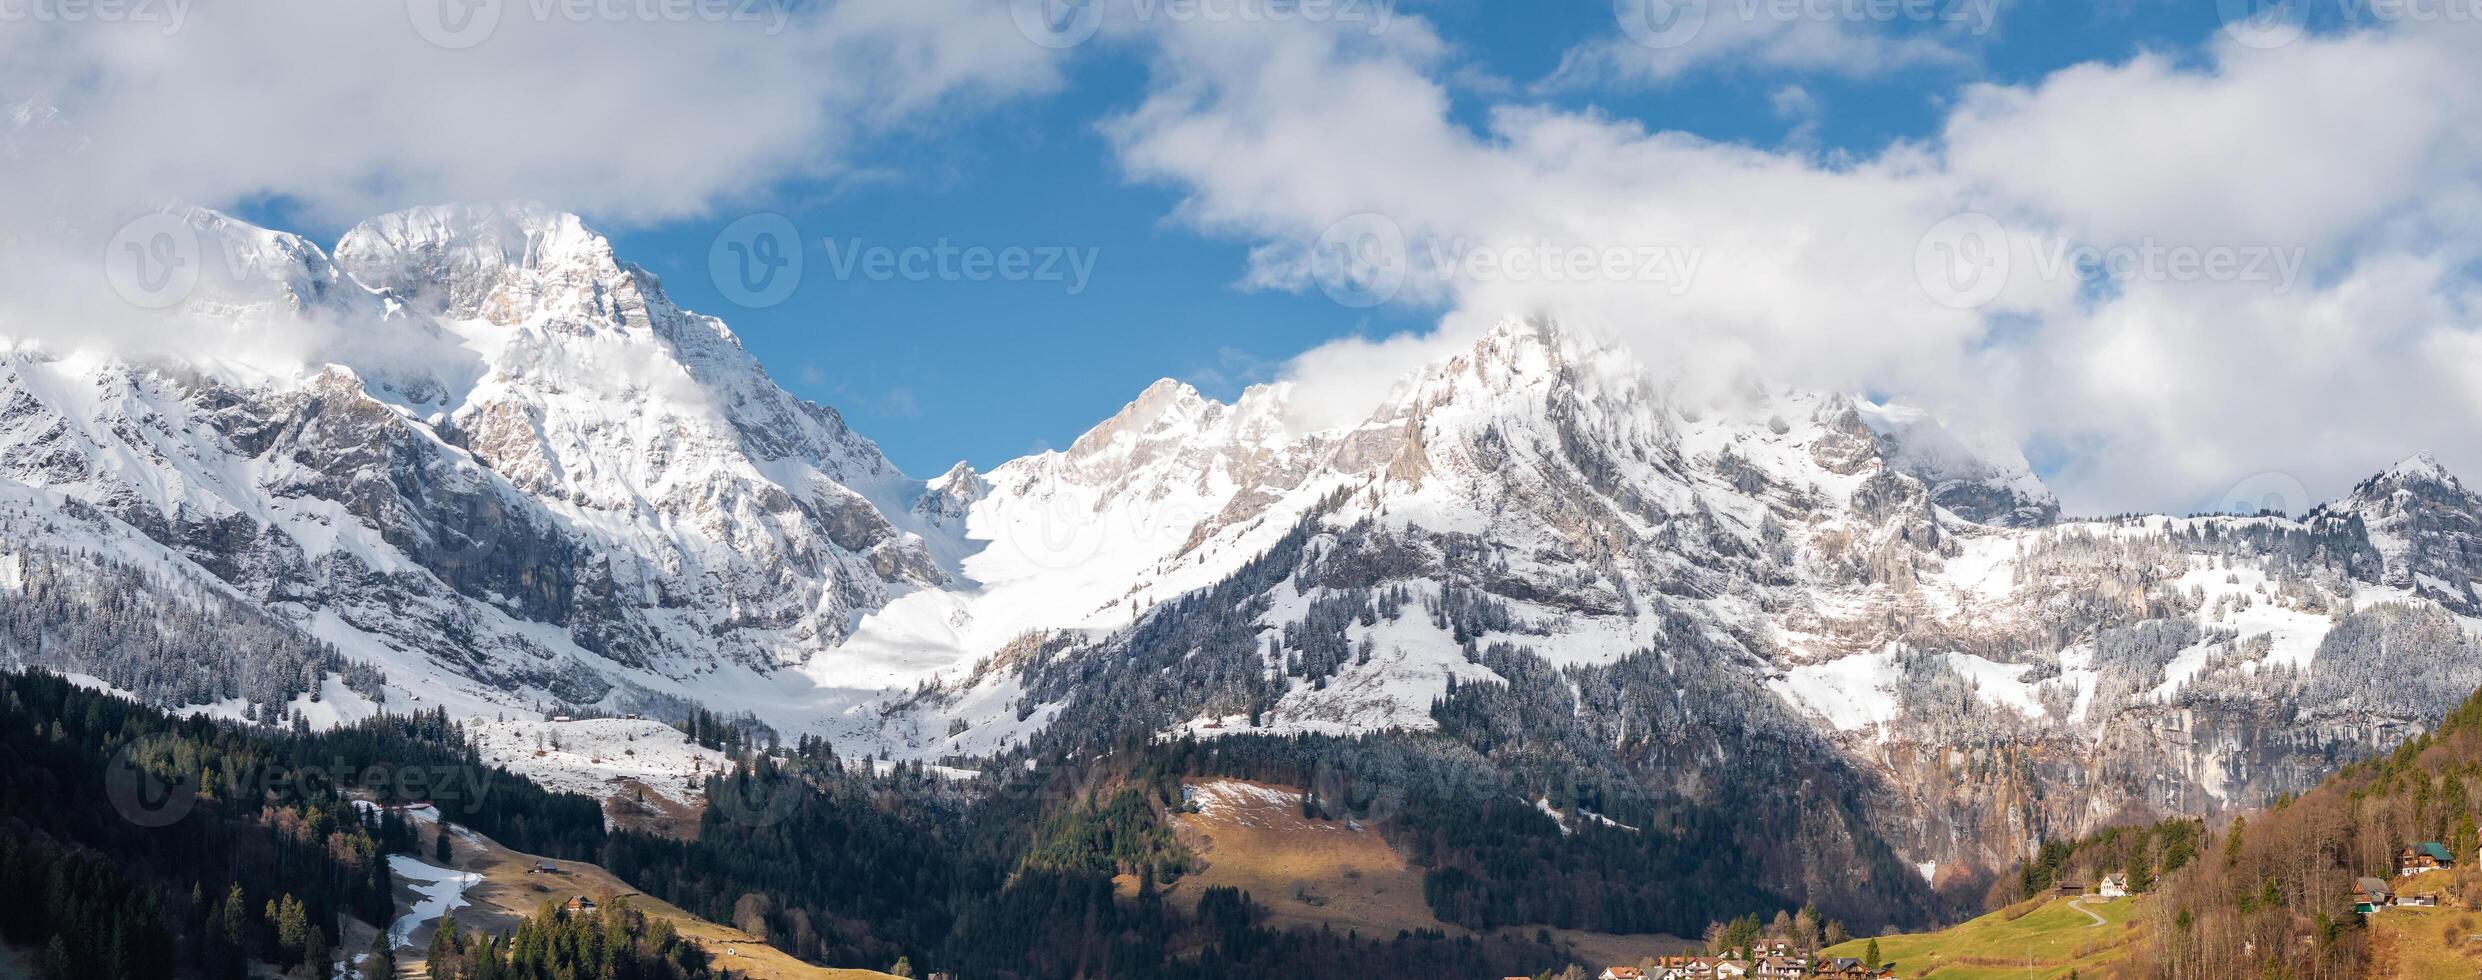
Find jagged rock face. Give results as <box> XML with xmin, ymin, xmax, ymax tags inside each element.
<box><xmin>0</xmin><ymin>203</ymin><xmax>951</xmax><ymax>712</ymax></box>
<box><xmin>2322</xmin><ymin>452</ymin><xmax>2482</xmax><ymax>614</ymax></box>
<box><xmin>888</xmin><ymin>321</ymin><xmax>2482</xmax><ymax>914</ymax></box>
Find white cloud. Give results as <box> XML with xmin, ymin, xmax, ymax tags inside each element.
<box><xmin>0</xmin><ymin>0</ymin><xmax>1063</xmax><ymax>225</ymax></box>
<box><xmin>1549</xmin><ymin>0</ymin><xmax>1985</xmax><ymax>87</ymax></box>
<box><xmin>1105</xmin><ymin>11</ymin><xmax>2482</xmax><ymax>515</ymax></box>
<box><xmin>0</xmin><ymin>0</ymin><xmax>1064</xmax><ymax>370</ymax></box>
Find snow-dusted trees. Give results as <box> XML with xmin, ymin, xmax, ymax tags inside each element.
<box><xmin>0</xmin><ymin>545</ymin><xmax>380</xmax><ymax>716</ymax></box>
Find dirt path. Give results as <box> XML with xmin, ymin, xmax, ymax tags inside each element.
<box><xmin>2068</xmin><ymin>896</ymin><xmax>2109</xmax><ymax>926</ymax></box>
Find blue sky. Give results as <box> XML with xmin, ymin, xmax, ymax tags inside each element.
<box><xmin>595</xmin><ymin>0</ymin><xmax>2239</xmax><ymax>477</ymax></box>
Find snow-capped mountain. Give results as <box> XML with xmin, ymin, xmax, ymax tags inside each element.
<box><xmin>5</xmin><ymin>203</ymin><xmax>2479</xmax><ymax>924</ymax></box>
<box><xmin>888</xmin><ymin>319</ymin><xmax>2480</xmax><ymax>908</ymax></box>
<box><xmin>0</xmin><ymin>203</ymin><xmax>950</xmax><ymax>721</ymax></box>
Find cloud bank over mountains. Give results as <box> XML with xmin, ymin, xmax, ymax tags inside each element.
<box><xmin>1105</xmin><ymin>13</ymin><xmax>2482</xmax><ymax>515</ymax></box>
<box><xmin>5</xmin><ymin>3</ymin><xmax>2481</xmax><ymax>515</ymax></box>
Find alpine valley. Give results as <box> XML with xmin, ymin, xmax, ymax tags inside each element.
<box><xmin>11</xmin><ymin>200</ymin><xmax>2482</xmax><ymax>944</ymax></box>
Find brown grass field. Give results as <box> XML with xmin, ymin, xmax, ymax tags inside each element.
<box><xmin>2368</xmin><ymin>869</ymin><xmax>2482</xmax><ymax>979</ymax></box>
<box><xmin>398</xmin><ymin>814</ymin><xmax>893</xmax><ymax>980</ymax></box>
<box><xmin>1132</xmin><ymin>779</ymin><xmax>1681</xmax><ymax>970</ymax></box>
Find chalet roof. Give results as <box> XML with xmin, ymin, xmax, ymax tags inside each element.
<box><xmin>2415</xmin><ymin>841</ymin><xmax>2456</xmax><ymax>862</ymax></box>
<box><xmin>2357</xmin><ymin>876</ymin><xmax>2393</xmax><ymax>897</ymax></box>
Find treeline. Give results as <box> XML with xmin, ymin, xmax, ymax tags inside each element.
<box><xmin>598</xmin><ymin>747</ymin><xmax>976</xmax><ymax>969</ymax></box>
<box><xmin>0</xmin><ymin>669</ymin><xmax>397</xmax><ymax>979</ymax></box>
<box><xmin>2004</xmin><ymin>815</ymin><xmax>2203</xmax><ymax>905</ymax></box>
<box><xmin>304</xmin><ymin>706</ymin><xmax>606</xmax><ymax>861</ymax></box>
<box><xmin>423</xmin><ymin>901</ymin><xmax>717</xmax><ymax>980</ymax></box>
<box><xmin>595</xmin><ymin>732</ymin><xmax>1564</xmax><ymax>979</ymax></box>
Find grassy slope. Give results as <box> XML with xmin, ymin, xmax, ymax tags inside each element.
<box><xmin>2366</xmin><ymin>868</ymin><xmax>2482</xmax><ymax>979</ymax></box>
<box><xmin>1821</xmin><ymin>895</ymin><xmax>2148</xmax><ymax>979</ymax></box>
<box><xmin>1133</xmin><ymin>779</ymin><xmax>1684</xmax><ymax>970</ymax></box>
<box><xmin>412</xmin><ymin>813</ymin><xmax>895</xmax><ymax>980</ymax></box>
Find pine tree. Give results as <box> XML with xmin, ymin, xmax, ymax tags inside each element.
<box><xmin>276</xmin><ymin>894</ymin><xmax>310</xmax><ymax>963</ymax></box>
<box><xmin>362</xmin><ymin>933</ymin><xmax>396</xmax><ymax>980</ymax></box>
<box><xmin>221</xmin><ymin>883</ymin><xmax>248</xmax><ymax>948</ymax></box>
<box><xmin>299</xmin><ymin>920</ymin><xmax>331</xmax><ymax>979</ymax></box>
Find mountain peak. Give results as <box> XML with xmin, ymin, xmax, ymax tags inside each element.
<box><xmin>1067</xmin><ymin>378</ymin><xmax>1225</xmax><ymax>460</ymax></box>
<box><xmin>333</xmin><ymin>202</ymin><xmax>621</xmax><ymax>322</ymax></box>
<box><xmin>2386</xmin><ymin>450</ymin><xmax>2451</xmax><ymax>482</ymax></box>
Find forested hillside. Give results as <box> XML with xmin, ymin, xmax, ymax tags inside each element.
<box><xmin>0</xmin><ymin>670</ymin><xmax>395</xmax><ymax>979</ymax></box>
<box><xmin>2033</xmin><ymin>685</ymin><xmax>2482</xmax><ymax>977</ymax></box>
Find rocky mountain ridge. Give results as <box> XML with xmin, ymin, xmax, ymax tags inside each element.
<box><xmin>4</xmin><ymin>203</ymin><xmax>2479</xmax><ymax>926</ymax></box>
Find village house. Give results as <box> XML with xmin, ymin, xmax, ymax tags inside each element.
<box><xmin>563</xmin><ymin>894</ymin><xmax>598</xmax><ymax>914</ymax></box>
<box><xmin>1627</xmin><ymin>944</ymin><xmax>1827</xmax><ymax>980</ymax></box>
<box><xmin>2053</xmin><ymin>880</ymin><xmax>2087</xmax><ymax>898</ymax></box>
<box><xmin>2399</xmin><ymin>841</ymin><xmax>2456</xmax><ymax>876</ymax></box>
<box><xmin>2355</xmin><ymin>876</ymin><xmax>2395</xmax><ymax>914</ymax></box>
<box><xmin>2098</xmin><ymin>873</ymin><xmax>2128</xmax><ymax>898</ymax></box>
